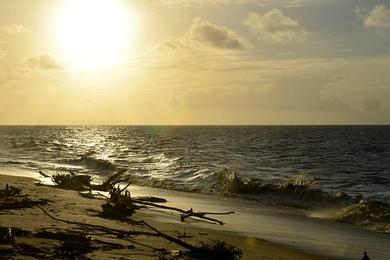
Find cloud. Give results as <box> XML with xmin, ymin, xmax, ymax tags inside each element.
<box><xmin>190</xmin><ymin>18</ymin><xmax>251</xmax><ymax>49</ymax></box>
<box><xmin>0</xmin><ymin>24</ymin><xmax>27</xmax><ymax>35</ymax></box>
<box><xmin>364</xmin><ymin>5</ymin><xmax>390</xmax><ymax>28</ymax></box>
<box><xmin>243</xmin><ymin>9</ymin><xmax>305</xmax><ymax>42</ymax></box>
<box><xmin>0</xmin><ymin>45</ymin><xmax>7</xmax><ymax>59</ymax></box>
<box><xmin>160</xmin><ymin>0</ymin><xmax>271</xmax><ymax>6</ymax></box>
<box><xmin>26</xmin><ymin>54</ymin><xmax>63</xmax><ymax>70</ymax></box>
<box><xmin>0</xmin><ymin>54</ymin><xmax>62</xmax><ymax>84</ymax></box>
<box><xmin>362</xmin><ymin>97</ymin><xmax>382</xmax><ymax>111</ymax></box>
<box><xmin>284</xmin><ymin>0</ymin><xmax>305</xmax><ymax>8</ymax></box>
<box><xmin>184</xmin><ymin>76</ymin><xmax>350</xmax><ymax>112</ymax></box>
<box><xmin>159</xmin><ymin>0</ymin><xmax>306</xmax><ymax>7</ymax></box>
<box><xmin>158</xmin><ymin>17</ymin><xmax>251</xmax><ymax>51</ymax></box>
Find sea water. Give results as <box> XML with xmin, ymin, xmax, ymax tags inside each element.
<box><xmin>0</xmin><ymin>126</ymin><xmax>389</xmax><ymax>232</ymax></box>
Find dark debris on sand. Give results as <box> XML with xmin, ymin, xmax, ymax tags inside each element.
<box><xmin>0</xmin><ymin>184</ymin><xmax>50</xmax><ymax>211</ymax></box>
<box><xmin>39</xmin><ymin>169</ymin><xmax>131</xmax><ymax>192</ymax></box>
<box><xmin>1</xmin><ymin>171</ymin><xmax>242</xmax><ymax>259</ymax></box>
<box><xmin>0</xmin><ymin>227</ymin><xmax>95</xmax><ymax>259</ymax></box>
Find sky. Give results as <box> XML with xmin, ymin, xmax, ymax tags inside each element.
<box><xmin>1</xmin><ymin>0</ymin><xmax>390</xmax><ymax>125</ymax></box>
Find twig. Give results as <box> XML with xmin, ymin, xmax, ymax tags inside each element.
<box><xmin>38</xmin><ymin>171</ymin><xmax>50</xmax><ymax>178</ymax></box>
<box><xmin>119</xmin><ymin>182</ymin><xmax>131</xmax><ymax>194</ymax></box>
<box><xmin>180</xmin><ymin>212</ymin><xmax>224</xmax><ymax>225</ymax></box>
<box><xmin>139</xmin><ymin>220</ymin><xmax>197</xmax><ymax>251</ymax></box>
<box><xmin>96</xmin><ymin>192</ymin><xmax>110</xmax><ymax>199</ymax></box>
<box><xmin>198</xmin><ymin>211</ymin><xmax>235</xmax><ymax>215</ymax></box>
<box><xmin>132</xmin><ymin>200</ymin><xmax>234</xmax><ymax>225</ymax></box>
<box><xmin>133</xmin><ymin>200</ymin><xmax>186</xmax><ymax>213</ymax></box>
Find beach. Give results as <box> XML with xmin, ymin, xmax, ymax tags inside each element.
<box><xmin>0</xmin><ymin>170</ymin><xmax>337</xmax><ymax>259</ymax></box>
<box><xmin>2</xmin><ymin>0</ymin><xmax>390</xmax><ymax>257</ymax></box>
<box><xmin>1</xmin><ymin>168</ymin><xmax>390</xmax><ymax>259</ymax></box>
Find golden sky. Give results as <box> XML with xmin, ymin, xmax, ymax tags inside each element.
<box><xmin>1</xmin><ymin>0</ymin><xmax>390</xmax><ymax>125</ymax></box>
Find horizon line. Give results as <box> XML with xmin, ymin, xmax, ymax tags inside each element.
<box><xmin>1</xmin><ymin>124</ymin><xmax>390</xmax><ymax>127</ymax></box>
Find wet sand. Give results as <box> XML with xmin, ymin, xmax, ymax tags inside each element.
<box><xmin>129</xmin><ymin>186</ymin><xmax>390</xmax><ymax>260</ymax></box>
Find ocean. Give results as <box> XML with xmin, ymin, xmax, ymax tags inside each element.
<box><xmin>0</xmin><ymin>125</ymin><xmax>389</xmax><ymax>232</ymax></box>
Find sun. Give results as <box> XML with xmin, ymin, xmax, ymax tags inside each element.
<box><xmin>53</xmin><ymin>0</ymin><xmax>135</xmax><ymax>69</ymax></box>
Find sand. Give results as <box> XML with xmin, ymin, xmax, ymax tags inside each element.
<box><xmin>0</xmin><ymin>172</ymin><xmax>337</xmax><ymax>260</ymax></box>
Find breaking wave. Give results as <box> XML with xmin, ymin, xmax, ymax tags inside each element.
<box><xmin>213</xmin><ymin>170</ymin><xmax>390</xmax><ymax>233</ymax></box>
<box><xmin>324</xmin><ymin>200</ymin><xmax>390</xmax><ymax>233</ymax></box>
<box><xmin>62</xmin><ymin>155</ymin><xmax>117</xmax><ymax>172</ymax></box>
<box><xmin>127</xmin><ymin>168</ymin><xmax>390</xmax><ymax>233</ymax></box>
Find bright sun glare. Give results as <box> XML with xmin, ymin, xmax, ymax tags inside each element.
<box><xmin>53</xmin><ymin>0</ymin><xmax>135</xmax><ymax>69</ymax></box>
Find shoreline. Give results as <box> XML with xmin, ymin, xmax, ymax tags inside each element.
<box><xmin>0</xmin><ymin>171</ymin><xmax>335</xmax><ymax>259</ymax></box>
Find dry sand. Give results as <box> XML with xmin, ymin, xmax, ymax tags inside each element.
<box><xmin>0</xmin><ymin>173</ymin><xmax>334</xmax><ymax>259</ymax></box>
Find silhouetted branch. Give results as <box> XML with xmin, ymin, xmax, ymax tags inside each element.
<box><xmin>36</xmin><ymin>205</ymin><xmax>198</xmax><ymax>252</ymax></box>
<box><xmin>132</xmin><ymin>200</ymin><xmax>234</xmax><ymax>225</ymax></box>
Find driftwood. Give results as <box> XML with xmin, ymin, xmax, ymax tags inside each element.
<box><xmin>2</xmin><ymin>176</ymin><xmax>240</xmax><ymax>258</ymax></box>
<box><xmin>0</xmin><ymin>184</ymin><xmax>23</xmax><ymax>197</ymax></box>
<box><xmin>91</xmin><ymin>169</ymin><xmax>129</xmax><ymax>191</ymax></box>
<box><xmin>180</xmin><ymin>208</ymin><xmax>235</xmax><ymax>225</ymax></box>
<box><xmin>37</xmin><ymin>169</ymin><xmax>235</xmax><ymax>225</ymax></box>
<box><xmin>131</xmin><ymin>199</ymin><xmax>234</xmax><ymax>225</ymax></box>
<box><xmin>37</xmin><ymin>205</ymin><xmax>193</xmax><ymax>248</ymax></box>
<box><xmin>34</xmin><ymin>169</ymin><xmax>240</xmax><ymax>257</ymax></box>
<box><xmin>38</xmin><ymin>170</ymin><xmax>50</xmax><ymax>178</ymax></box>
<box><xmin>99</xmin><ymin>186</ymin><xmax>140</xmax><ymax>220</ymax></box>
<box><xmin>133</xmin><ymin>196</ymin><xmax>167</xmax><ymax>203</ymax></box>
<box><xmin>36</xmin><ymin>205</ymin><xmax>160</xmax><ymax>238</ymax></box>
<box><xmin>38</xmin><ymin>169</ymin><xmax>130</xmax><ymax>192</ymax></box>
<box><xmin>52</xmin><ymin>173</ymin><xmax>92</xmax><ymax>191</ymax></box>
<box><xmin>36</xmin><ymin>205</ymin><xmax>241</xmax><ymax>259</ymax></box>
<box><xmin>97</xmin><ymin>184</ymin><xmax>234</xmax><ymax>225</ymax></box>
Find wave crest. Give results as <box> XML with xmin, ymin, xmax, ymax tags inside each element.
<box><xmin>213</xmin><ymin>169</ymin><xmax>390</xmax><ymax>233</ymax></box>
<box><xmin>64</xmin><ymin>156</ymin><xmax>116</xmax><ymax>172</ymax></box>
<box><xmin>214</xmin><ymin>169</ymin><xmax>331</xmax><ymax>207</ymax></box>
<box><xmin>329</xmin><ymin>200</ymin><xmax>390</xmax><ymax>233</ymax></box>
